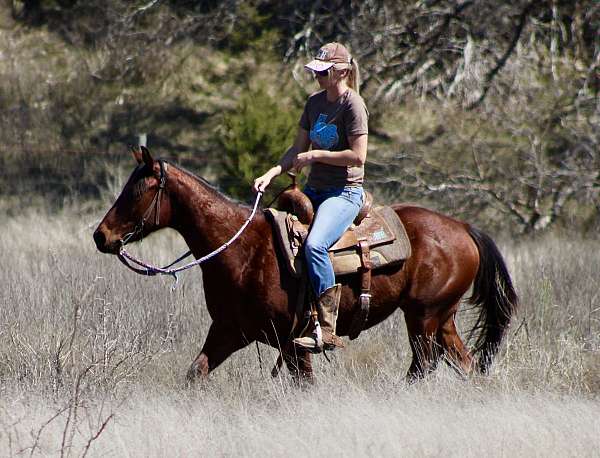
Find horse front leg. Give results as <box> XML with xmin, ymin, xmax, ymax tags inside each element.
<box><xmin>186</xmin><ymin>320</ymin><xmax>250</xmax><ymax>383</ymax></box>
<box><xmin>282</xmin><ymin>347</ymin><xmax>315</xmax><ymax>384</ymax></box>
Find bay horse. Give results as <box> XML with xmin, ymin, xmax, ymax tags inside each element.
<box><xmin>93</xmin><ymin>147</ymin><xmax>518</xmax><ymax>382</ymax></box>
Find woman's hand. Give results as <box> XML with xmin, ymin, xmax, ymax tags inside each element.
<box><xmin>293</xmin><ymin>151</ymin><xmax>315</xmax><ymax>171</ymax></box>
<box><xmin>253</xmin><ymin>169</ymin><xmax>277</xmax><ymax>193</ymax></box>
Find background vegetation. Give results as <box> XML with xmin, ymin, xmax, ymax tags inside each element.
<box><xmin>1</xmin><ymin>2</ymin><xmax>600</xmax><ymax>454</ymax></box>
<box><xmin>1</xmin><ymin>0</ymin><xmax>598</xmax><ymax>232</ymax></box>
<box><xmin>1</xmin><ymin>209</ymin><xmax>600</xmax><ymax>455</ymax></box>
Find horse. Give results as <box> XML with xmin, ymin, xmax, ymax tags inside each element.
<box><xmin>93</xmin><ymin>146</ymin><xmax>518</xmax><ymax>383</ymax></box>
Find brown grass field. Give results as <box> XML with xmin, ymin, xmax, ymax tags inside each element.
<box><xmin>1</xmin><ymin>207</ymin><xmax>600</xmax><ymax>457</ymax></box>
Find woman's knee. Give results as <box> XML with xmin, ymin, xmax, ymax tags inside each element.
<box><xmin>304</xmin><ymin>236</ymin><xmax>327</xmax><ymax>258</ymax></box>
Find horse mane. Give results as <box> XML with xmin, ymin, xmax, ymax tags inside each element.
<box><xmin>163</xmin><ymin>159</ymin><xmax>254</xmax><ymax>212</ymax></box>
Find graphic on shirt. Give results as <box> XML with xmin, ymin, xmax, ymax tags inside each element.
<box><xmin>310</xmin><ymin>113</ymin><xmax>339</xmax><ymax>149</ymax></box>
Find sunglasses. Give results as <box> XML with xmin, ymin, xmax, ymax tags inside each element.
<box><xmin>314</xmin><ymin>69</ymin><xmax>330</xmax><ymax>77</ymax></box>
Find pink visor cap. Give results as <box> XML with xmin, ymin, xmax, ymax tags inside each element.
<box><xmin>305</xmin><ymin>42</ymin><xmax>352</xmax><ymax>72</ymax></box>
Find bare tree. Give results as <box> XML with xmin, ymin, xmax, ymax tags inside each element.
<box><xmin>280</xmin><ymin>0</ymin><xmax>599</xmax><ymax>106</ymax></box>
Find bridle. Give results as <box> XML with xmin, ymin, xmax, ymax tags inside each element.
<box><xmin>116</xmin><ymin>159</ymin><xmax>263</xmax><ymax>289</ymax></box>
<box><xmin>121</xmin><ymin>159</ymin><xmax>168</xmax><ymax>245</ymax></box>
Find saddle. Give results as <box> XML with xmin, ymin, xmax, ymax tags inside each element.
<box><xmin>265</xmin><ymin>179</ymin><xmax>411</xmax><ymax>339</ymax></box>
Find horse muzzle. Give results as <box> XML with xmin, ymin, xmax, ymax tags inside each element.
<box><xmin>93</xmin><ymin>228</ymin><xmax>121</xmax><ymax>254</ymax></box>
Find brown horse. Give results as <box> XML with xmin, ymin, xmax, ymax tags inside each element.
<box><xmin>93</xmin><ymin>147</ymin><xmax>518</xmax><ymax>382</ymax></box>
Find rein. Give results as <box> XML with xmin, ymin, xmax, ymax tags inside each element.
<box><xmin>117</xmin><ymin>160</ymin><xmax>263</xmax><ymax>289</ymax></box>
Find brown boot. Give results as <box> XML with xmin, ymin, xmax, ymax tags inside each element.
<box><xmin>294</xmin><ymin>284</ymin><xmax>345</xmax><ymax>353</ymax></box>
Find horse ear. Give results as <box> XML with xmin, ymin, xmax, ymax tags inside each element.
<box><xmin>140</xmin><ymin>145</ymin><xmax>154</xmax><ymax>168</ymax></box>
<box><xmin>131</xmin><ymin>145</ymin><xmax>143</xmax><ymax>164</ymax></box>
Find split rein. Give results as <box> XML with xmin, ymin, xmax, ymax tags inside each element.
<box><xmin>117</xmin><ymin>159</ymin><xmax>263</xmax><ymax>289</ymax></box>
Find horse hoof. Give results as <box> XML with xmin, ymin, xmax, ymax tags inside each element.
<box><xmin>186</xmin><ymin>367</ymin><xmax>198</xmax><ymax>385</ymax></box>
<box><xmin>186</xmin><ymin>353</ymin><xmax>210</xmax><ymax>385</ymax></box>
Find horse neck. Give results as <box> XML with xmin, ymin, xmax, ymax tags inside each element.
<box><xmin>166</xmin><ymin>166</ymin><xmax>252</xmax><ymax>256</ymax></box>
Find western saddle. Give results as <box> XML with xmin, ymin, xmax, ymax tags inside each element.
<box><xmin>265</xmin><ymin>174</ymin><xmax>411</xmax><ymax>340</ymax></box>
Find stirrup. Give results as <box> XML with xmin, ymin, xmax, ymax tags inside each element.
<box><xmin>293</xmin><ymin>321</ymin><xmax>323</xmax><ymax>353</ymax></box>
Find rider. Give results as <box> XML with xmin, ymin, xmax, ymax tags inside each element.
<box><xmin>253</xmin><ymin>42</ymin><xmax>369</xmax><ymax>352</ymax></box>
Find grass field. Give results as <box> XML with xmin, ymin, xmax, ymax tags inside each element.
<box><xmin>1</xmin><ymin>208</ymin><xmax>600</xmax><ymax>456</ymax></box>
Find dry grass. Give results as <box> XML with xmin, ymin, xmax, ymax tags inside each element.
<box><xmin>1</xmin><ymin>208</ymin><xmax>600</xmax><ymax>456</ymax></box>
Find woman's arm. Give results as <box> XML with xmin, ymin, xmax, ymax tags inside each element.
<box><xmin>278</xmin><ymin>128</ymin><xmax>311</xmax><ymax>172</ymax></box>
<box><xmin>293</xmin><ymin>133</ymin><xmax>368</xmax><ymax>170</ymax></box>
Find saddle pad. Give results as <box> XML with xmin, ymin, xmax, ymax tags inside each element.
<box><xmin>330</xmin><ymin>205</ymin><xmax>396</xmax><ymax>252</ymax></box>
<box><xmin>265</xmin><ymin>206</ymin><xmax>411</xmax><ymax>278</ymax></box>
<box><xmin>331</xmin><ymin>206</ymin><xmax>411</xmax><ymax>275</ymax></box>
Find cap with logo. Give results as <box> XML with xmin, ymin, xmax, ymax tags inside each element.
<box><xmin>304</xmin><ymin>42</ymin><xmax>352</xmax><ymax>72</ymax></box>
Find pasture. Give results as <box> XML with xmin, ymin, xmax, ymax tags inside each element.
<box><xmin>1</xmin><ymin>208</ymin><xmax>600</xmax><ymax>456</ymax></box>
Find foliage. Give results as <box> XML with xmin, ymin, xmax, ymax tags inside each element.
<box><xmin>273</xmin><ymin>0</ymin><xmax>599</xmax><ymax>104</ymax></box>
<box><xmin>366</xmin><ymin>43</ymin><xmax>600</xmax><ymax>234</ymax></box>
<box><xmin>224</xmin><ymin>1</ymin><xmax>280</xmax><ymax>59</ymax></box>
<box><xmin>217</xmin><ymin>84</ymin><xmax>301</xmax><ymax>201</ymax></box>
<box><xmin>0</xmin><ymin>0</ymin><xmax>598</xmax><ymax>233</ymax></box>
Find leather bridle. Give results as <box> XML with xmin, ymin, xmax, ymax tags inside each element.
<box><xmin>121</xmin><ymin>159</ymin><xmax>168</xmax><ymax>246</ymax></box>
<box><xmin>115</xmin><ymin>159</ymin><xmax>263</xmax><ymax>288</ymax></box>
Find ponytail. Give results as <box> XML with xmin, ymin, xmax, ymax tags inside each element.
<box><xmin>347</xmin><ymin>58</ymin><xmax>360</xmax><ymax>95</ymax></box>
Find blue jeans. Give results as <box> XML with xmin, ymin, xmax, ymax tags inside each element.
<box><xmin>304</xmin><ymin>186</ymin><xmax>364</xmax><ymax>297</ymax></box>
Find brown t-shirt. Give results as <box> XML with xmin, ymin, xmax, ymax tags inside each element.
<box><xmin>299</xmin><ymin>89</ymin><xmax>368</xmax><ymax>189</ymax></box>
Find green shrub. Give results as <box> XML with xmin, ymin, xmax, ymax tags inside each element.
<box><xmin>226</xmin><ymin>2</ymin><xmax>279</xmax><ymax>60</ymax></box>
<box><xmin>217</xmin><ymin>84</ymin><xmax>301</xmax><ymax>202</ymax></box>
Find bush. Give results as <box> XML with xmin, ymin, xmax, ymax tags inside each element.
<box><xmin>217</xmin><ymin>84</ymin><xmax>301</xmax><ymax>201</ymax></box>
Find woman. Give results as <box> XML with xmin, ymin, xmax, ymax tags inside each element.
<box><xmin>253</xmin><ymin>42</ymin><xmax>368</xmax><ymax>353</ymax></box>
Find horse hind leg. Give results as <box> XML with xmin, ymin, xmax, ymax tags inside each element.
<box><xmin>437</xmin><ymin>311</ymin><xmax>475</xmax><ymax>377</ymax></box>
<box><xmin>404</xmin><ymin>315</ymin><xmax>443</xmax><ymax>383</ymax></box>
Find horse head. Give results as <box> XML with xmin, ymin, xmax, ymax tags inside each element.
<box><xmin>93</xmin><ymin>146</ymin><xmax>170</xmax><ymax>254</ymax></box>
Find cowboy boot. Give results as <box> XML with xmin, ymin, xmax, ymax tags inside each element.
<box><xmin>294</xmin><ymin>284</ymin><xmax>345</xmax><ymax>352</ymax></box>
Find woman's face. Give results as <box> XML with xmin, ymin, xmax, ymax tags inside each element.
<box><xmin>315</xmin><ymin>68</ymin><xmax>348</xmax><ymax>89</ymax></box>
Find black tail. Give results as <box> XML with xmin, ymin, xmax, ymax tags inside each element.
<box><xmin>467</xmin><ymin>226</ymin><xmax>518</xmax><ymax>373</ymax></box>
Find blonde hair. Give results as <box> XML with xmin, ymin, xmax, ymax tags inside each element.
<box><xmin>347</xmin><ymin>58</ymin><xmax>360</xmax><ymax>95</ymax></box>
<box><xmin>333</xmin><ymin>58</ymin><xmax>360</xmax><ymax>95</ymax></box>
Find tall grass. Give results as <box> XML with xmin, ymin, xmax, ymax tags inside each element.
<box><xmin>1</xmin><ymin>209</ymin><xmax>599</xmax><ymax>456</ymax></box>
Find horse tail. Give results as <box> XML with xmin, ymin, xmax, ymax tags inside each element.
<box><xmin>467</xmin><ymin>226</ymin><xmax>518</xmax><ymax>374</ymax></box>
